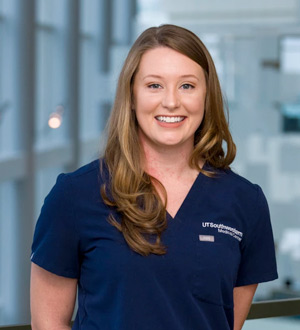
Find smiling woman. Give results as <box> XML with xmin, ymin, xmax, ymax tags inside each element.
<box><xmin>103</xmin><ymin>24</ymin><xmax>236</xmax><ymax>250</ymax></box>
<box><xmin>133</xmin><ymin>47</ymin><xmax>206</xmax><ymax>149</ymax></box>
<box><xmin>30</xmin><ymin>24</ymin><xmax>278</xmax><ymax>330</ymax></box>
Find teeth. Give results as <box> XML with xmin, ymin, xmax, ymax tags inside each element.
<box><xmin>156</xmin><ymin>116</ymin><xmax>185</xmax><ymax>123</ymax></box>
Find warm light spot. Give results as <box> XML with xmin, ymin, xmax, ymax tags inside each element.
<box><xmin>48</xmin><ymin>113</ymin><xmax>62</xmax><ymax>129</ymax></box>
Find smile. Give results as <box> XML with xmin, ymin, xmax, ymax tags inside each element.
<box><xmin>155</xmin><ymin>116</ymin><xmax>185</xmax><ymax>123</ymax></box>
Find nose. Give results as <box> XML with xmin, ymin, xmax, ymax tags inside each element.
<box><xmin>161</xmin><ymin>88</ymin><xmax>180</xmax><ymax>110</ymax></box>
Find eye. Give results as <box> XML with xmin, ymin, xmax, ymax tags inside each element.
<box><xmin>181</xmin><ymin>83</ymin><xmax>194</xmax><ymax>90</ymax></box>
<box><xmin>148</xmin><ymin>83</ymin><xmax>162</xmax><ymax>89</ymax></box>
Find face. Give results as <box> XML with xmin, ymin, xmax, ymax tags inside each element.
<box><xmin>132</xmin><ymin>46</ymin><xmax>206</xmax><ymax>152</ymax></box>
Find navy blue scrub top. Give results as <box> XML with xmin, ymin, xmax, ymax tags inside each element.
<box><xmin>31</xmin><ymin>159</ymin><xmax>278</xmax><ymax>330</ymax></box>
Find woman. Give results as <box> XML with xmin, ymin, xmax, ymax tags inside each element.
<box><xmin>31</xmin><ymin>24</ymin><xmax>278</xmax><ymax>330</ymax></box>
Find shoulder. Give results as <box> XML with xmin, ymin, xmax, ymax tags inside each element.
<box><xmin>62</xmin><ymin>158</ymin><xmax>107</xmax><ymax>186</ymax></box>
<box><xmin>64</xmin><ymin>158</ymin><xmax>101</xmax><ymax>179</ymax></box>
<box><xmin>203</xmin><ymin>164</ymin><xmax>268</xmax><ymax>219</ymax></box>
<box><xmin>51</xmin><ymin>158</ymin><xmax>107</xmax><ymax>203</ymax></box>
<box><xmin>226</xmin><ymin>168</ymin><xmax>260</xmax><ymax>193</ymax></box>
<box><xmin>204</xmin><ymin>165</ymin><xmax>271</xmax><ymax>241</ymax></box>
<box><xmin>206</xmin><ymin>164</ymin><xmax>261</xmax><ymax>199</ymax></box>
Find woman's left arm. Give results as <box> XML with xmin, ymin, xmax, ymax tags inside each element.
<box><xmin>233</xmin><ymin>284</ymin><xmax>258</xmax><ymax>330</ymax></box>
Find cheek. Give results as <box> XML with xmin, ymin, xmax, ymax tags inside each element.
<box><xmin>186</xmin><ymin>98</ymin><xmax>205</xmax><ymax>116</ymax></box>
<box><xmin>187</xmin><ymin>99</ymin><xmax>205</xmax><ymax>131</ymax></box>
<box><xmin>135</xmin><ymin>95</ymin><xmax>158</xmax><ymax>116</ymax></box>
<box><xmin>134</xmin><ymin>101</ymin><xmax>152</xmax><ymax>127</ymax></box>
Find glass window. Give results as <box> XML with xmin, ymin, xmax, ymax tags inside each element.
<box><xmin>281</xmin><ymin>102</ymin><xmax>300</xmax><ymax>132</ymax></box>
<box><xmin>280</xmin><ymin>36</ymin><xmax>300</xmax><ymax>133</ymax></box>
<box><xmin>80</xmin><ymin>36</ymin><xmax>104</xmax><ymax>140</ymax></box>
<box><xmin>200</xmin><ymin>34</ymin><xmax>237</xmax><ymax>104</ymax></box>
<box><xmin>280</xmin><ymin>36</ymin><xmax>300</xmax><ymax>74</ymax></box>
<box><xmin>0</xmin><ymin>0</ymin><xmax>133</xmax><ymax>326</ymax></box>
<box><xmin>0</xmin><ymin>0</ymin><xmax>18</xmax><ymax>157</ymax></box>
<box><xmin>35</xmin><ymin>28</ymin><xmax>68</xmax><ymax>149</ymax></box>
<box><xmin>35</xmin><ymin>0</ymin><xmax>69</xmax><ymax>150</ymax></box>
<box><xmin>79</xmin><ymin>0</ymin><xmax>113</xmax><ymax>142</ymax></box>
<box><xmin>0</xmin><ymin>181</ymin><xmax>18</xmax><ymax>325</ymax></box>
<box><xmin>36</xmin><ymin>0</ymin><xmax>67</xmax><ymax>27</ymax></box>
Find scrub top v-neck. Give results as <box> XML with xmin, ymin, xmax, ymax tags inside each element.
<box><xmin>31</xmin><ymin>159</ymin><xmax>278</xmax><ymax>330</ymax></box>
<box><xmin>165</xmin><ymin>165</ymin><xmax>207</xmax><ymax>221</ymax></box>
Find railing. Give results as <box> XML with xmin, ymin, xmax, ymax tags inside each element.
<box><xmin>1</xmin><ymin>298</ymin><xmax>300</xmax><ymax>329</ymax></box>
<box><xmin>248</xmin><ymin>297</ymin><xmax>300</xmax><ymax>319</ymax></box>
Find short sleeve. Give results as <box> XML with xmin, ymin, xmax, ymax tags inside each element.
<box><xmin>235</xmin><ymin>185</ymin><xmax>278</xmax><ymax>287</ymax></box>
<box><xmin>31</xmin><ymin>173</ymin><xmax>80</xmax><ymax>278</ymax></box>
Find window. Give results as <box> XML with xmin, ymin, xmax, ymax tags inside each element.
<box><xmin>281</xmin><ymin>102</ymin><xmax>300</xmax><ymax>132</ymax></box>
<box><xmin>35</xmin><ymin>0</ymin><xmax>69</xmax><ymax>150</ymax></box>
<box><xmin>80</xmin><ymin>0</ymin><xmax>112</xmax><ymax>144</ymax></box>
<box><xmin>280</xmin><ymin>36</ymin><xmax>300</xmax><ymax>133</ymax></box>
<box><xmin>0</xmin><ymin>181</ymin><xmax>18</xmax><ymax>325</ymax></box>
<box><xmin>0</xmin><ymin>1</ymin><xmax>18</xmax><ymax>157</ymax></box>
<box><xmin>280</xmin><ymin>36</ymin><xmax>300</xmax><ymax>74</ymax></box>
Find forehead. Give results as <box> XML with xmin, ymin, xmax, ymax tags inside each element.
<box><xmin>136</xmin><ymin>47</ymin><xmax>204</xmax><ymax>78</ymax></box>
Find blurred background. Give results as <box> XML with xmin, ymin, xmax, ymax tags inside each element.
<box><xmin>0</xmin><ymin>0</ymin><xmax>300</xmax><ymax>328</ymax></box>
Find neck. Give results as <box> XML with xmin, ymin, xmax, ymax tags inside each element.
<box><xmin>140</xmin><ymin>140</ymin><xmax>196</xmax><ymax>180</ymax></box>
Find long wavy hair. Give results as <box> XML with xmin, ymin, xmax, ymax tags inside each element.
<box><xmin>101</xmin><ymin>24</ymin><xmax>236</xmax><ymax>256</ymax></box>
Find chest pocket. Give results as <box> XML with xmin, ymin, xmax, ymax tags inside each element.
<box><xmin>191</xmin><ymin>234</ymin><xmax>241</xmax><ymax>309</ymax></box>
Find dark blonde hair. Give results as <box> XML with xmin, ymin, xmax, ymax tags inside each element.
<box><xmin>101</xmin><ymin>24</ymin><xmax>236</xmax><ymax>256</ymax></box>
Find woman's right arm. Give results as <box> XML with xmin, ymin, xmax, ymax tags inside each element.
<box><xmin>30</xmin><ymin>263</ymin><xmax>78</xmax><ymax>330</ymax></box>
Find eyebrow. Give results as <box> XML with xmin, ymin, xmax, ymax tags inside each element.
<box><xmin>143</xmin><ymin>74</ymin><xmax>199</xmax><ymax>81</ymax></box>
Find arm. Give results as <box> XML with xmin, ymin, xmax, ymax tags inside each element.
<box><xmin>30</xmin><ymin>263</ymin><xmax>78</xmax><ymax>330</ymax></box>
<box><xmin>233</xmin><ymin>284</ymin><xmax>258</xmax><ymax>330</ymax></box>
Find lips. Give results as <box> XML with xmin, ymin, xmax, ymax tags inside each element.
<box><xmin>155</xmin><ymin>116</ymin><xmax>186</xmax><ymax>123</ymax></box>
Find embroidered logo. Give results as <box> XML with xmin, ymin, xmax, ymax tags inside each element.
<box><xmin>199</xmin><ymin>235</ymin><xmax>215</xmax><ymax>242</ymax></box>
<box><xmin>202</xmin><ymin>222</ymin><xmax>243</xmax><ymax>242</ymax></box>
